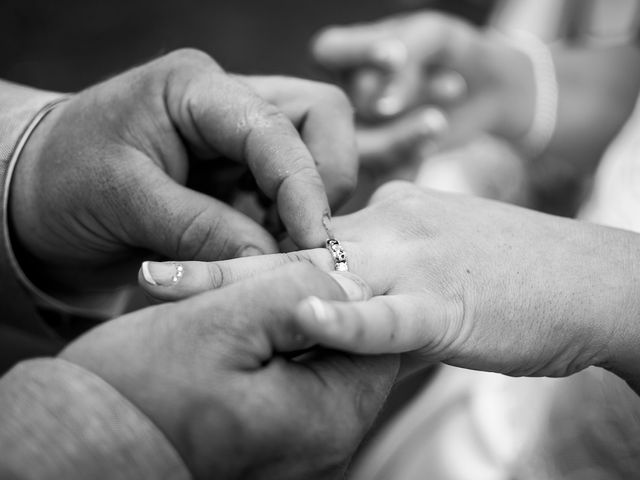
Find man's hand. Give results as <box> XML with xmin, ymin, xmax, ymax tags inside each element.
<box><xmin>10</xmin><ymin>49</ymin><xmax>357</xmax><ymax>292</ymax></box>
<box><xmin>62</xmin><ymin>264</ymin><xmax>398</xmax><ymax>479</ymax></box>
<box><xmin>138</xmin><ymin>181</ymin><xmax>640</xmax><ymax>390</ymax></box>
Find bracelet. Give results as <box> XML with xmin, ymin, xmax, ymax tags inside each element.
<box><xmin>497</xmin><ymin>28</ymin><xmax>559</xmax><ymax>159</ymax></box>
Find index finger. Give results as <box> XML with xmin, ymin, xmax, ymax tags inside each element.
<box><xmin>163</xmin><ymin>50</ymin><xmax>331</xmax><ymax>248</ymax></box>
<box><xmin>312</xmin><ymin>22</ymin><xmax>407</xmax><ymax>71</ymax></box>
<box><xmin>236</xmin><ymin>75</ymin><xmax>358</xmax><ymax>209</ymax></box>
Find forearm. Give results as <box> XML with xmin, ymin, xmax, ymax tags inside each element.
<box><xmin>494</xmin><ymin>41</ymin><xmax>640</xmax><ymax>170</ymax></box>
<box><xmin>549</xmin><ymin>43</ymin><xmax>640</xmax><ymax>172</ymax></box>
<box><xmin>0</xmin><ymin>358</ymin><xmax>190</xmax><ymax>479</ymax></box>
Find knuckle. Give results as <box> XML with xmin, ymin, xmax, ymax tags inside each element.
<box><xmin>281</xmin><ymin>255</ymin><xmax>321</xmax><ymax>271</ymax></box>
<box><xmin>278</xmin><ymin>162</ymin><xmax>325</xmax><ymax>196</ymax></box>
<box><xmin>164</xmin><ymin>48</ymin><xmax>217</xmax><ymax>69</ymax></box>
<box><xmin>206</xmin><ymin>262</ymin><xmax>227</xmax><ymax>289</ymax></box>
<box><xmin>174</xmin><ymin>209</ymin><xmax>223</xmax><ymax>260</ymax></box>
<box><xmin>371</xmin><ymin>180</ymin><xmax>417</xmax><ymax>203</ymax></box>
<box><xmin>245</xmin><ymin>100</ymin><xmax>288</xmax><ymax>130</ymax></box>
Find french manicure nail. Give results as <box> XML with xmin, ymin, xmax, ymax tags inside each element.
<box><xmin>142</xmin><ymin>261</ymin><xmax>184</xmax><ymax>287</ymax></box>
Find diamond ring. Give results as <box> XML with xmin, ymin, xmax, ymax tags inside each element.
<box><xmin>326</xmin><ymin>238</ymin><xmax>349</xmax><ymax>272</ymax></box>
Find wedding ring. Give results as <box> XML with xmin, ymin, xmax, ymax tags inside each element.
<box><xmin>326</xmin><ymin>239</ymin><xmax>349</xmax><ymax>272</ymax></box>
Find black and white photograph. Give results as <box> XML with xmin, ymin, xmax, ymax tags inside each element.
<box><xmin>1</xmin><ymin>0</ymin><xmax>639</xmax><ymax>478</ymax></box>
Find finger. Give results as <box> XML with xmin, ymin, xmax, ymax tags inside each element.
<box><xmin>312</xmin><ymin>24</ymin><xmax>406</xmax><ymax>71</ymax></box>
<box><xmin>294</xmin><ymin>293</ymin><xmax>457</xmax><ymax>357</ymax></box>
<box><xmin>350</xmin><ymin>65</ymin><xmax>424</xmax><ymax>119</ymax></box>
<box><xmin>185</xmin><ymin>264</ymin><xmax>372</xmax><ymax>357</ymax></box>
<box><xmin>163</xmin><ymin>51</ymin><xmax>331</xmax><ymax>248</ymax></box>
<box><xmin>238</xmin><ymin>76</ymin><xmax>358</xmax><ymax>208</ymax></box>
<box><xmin>127</xmin><ymin>164</ymin><xmax>278</xmax><ymax>261</ymax></box>
<box><xmin>357</xmin><ymin>107</ymin><xmax>448</xmax><ymax>168</ymax></box>
<box><xmin>424</xmin><ymin>69</ymin><xmax>468</xmax><ymax>105</ymax></box>
<box><xmin>138</xmin><ymin>246</ymin><xmax>373</xmax><ymax>303</ymax></box>
<box><xmin>294</xmin><ymin>350</ymin><xmax>400</xmax><ymax>449</ymax></box>
<box><xmin>138</xmin><ymin>248</ymin><xmax>332</xmax><ymax>300</ymax></box>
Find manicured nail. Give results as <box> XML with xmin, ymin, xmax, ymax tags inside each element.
<box><xmin>328</xmin><ymin>272</ymin><xmax>372</xmax><ymax>301</ymax></box>
<box><xmin>141</xmin><ymin>261</ymin><xmax>184</xmax><ymax>287</ymax></box>
<box><xmin>240</xmin><ymin>246</ymin><xmax>263</xmax><ymax>258</ymax></box>
<box><xmin>306</xmin><ymin>296</ymin><xmax>336</xmax><ymax>327</ymax></box>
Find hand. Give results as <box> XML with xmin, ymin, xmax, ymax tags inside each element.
<box><xmin>10</xmin><ymin>49</ymin><xmax>357</xmax><ymax>292</ymax></box>
<box><xmin>138</xmin><ymin>181</ymin><xmax>640</xmax><ymax>388</ymax></box>
<box><xmin>311</xmin><ymin>11</ymin><xmax>535</xmax><ymax>163</ymax></box>
<box><xmin>62</xmin><ymin>264</ymin><xmax>398</xmax><ymax>479</ymax></box>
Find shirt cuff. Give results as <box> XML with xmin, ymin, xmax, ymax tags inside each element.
<box><xmin>0</xmin><ymin>358</ymin><xmax>191</xmax><ymax>480</ymax></box>
<box><xmin>1</xmin><ymin>87</ymin><xmax>131</xmax><ymax>320</ymax></box>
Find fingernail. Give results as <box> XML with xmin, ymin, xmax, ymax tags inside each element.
<box><xmin>322</xmin><ymin>213</ymin><xmax>333</xmax><ymax>239</ymax></box>
<box><xmin>306</xmin><ymin>296</ymin><xmax>337</xmax><ymax>327</ymax></box>
<box><xmin>141</xmin><ymin>261</ymin><xmax>184</xmax><ymax>287</ymax></box>
<box><xmin>375</xmin><ymin>91</ymin><xmax>404</xmax><ymax>117</ymax></box>
<box><xmin>432</xmin><ymin>71</ymin><xmax>467</xmax><ymax>101</ymax></box>
<box><xmin>239</xmin><ymin>246</ymin><xmax>263</xmax><ymax>258</ymax></box>
<box><xmin>418</xmin><ymin>108</ymin><xmax>449</xmax><ymax>137</ymax></box>
<box><xmin>328</xmin><ymin>272</ymin><xmax>372</xmax><ymax>301</ymax></box>
<box><xmin>371</xmin><ymin>39</ymin><xmax>408</xmax><ymax>71</ymax></box>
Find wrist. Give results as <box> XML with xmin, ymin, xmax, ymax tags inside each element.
<box><xmin>486</xmin><ymin>31</ymin><xmax>540</xmax><ymax>147</ymax></box>
<box><xmin>588</xmin><ymin>229</ymin><xmax>640</xmax><ymax>392</ymax></box>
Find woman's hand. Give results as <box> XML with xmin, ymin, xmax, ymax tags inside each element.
<box><xmin>311</xmin><ymin>11</ymin><xmax>536</xmax><ymax>165</ymax></box>
<box><xmin>10</xmin><ymin>49</ymin><xmax>357</xmax><ymax>294</ymax></box>
<box><xmin>138</xmin><ymin>181</ymin><xmax>640</xmax><ymax>390</ymax></box>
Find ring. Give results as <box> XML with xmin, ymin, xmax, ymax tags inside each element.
<box><xmin>326</xmin><ymin>238</ymin><xmax>349</xmax><ymax>272</ymax></box>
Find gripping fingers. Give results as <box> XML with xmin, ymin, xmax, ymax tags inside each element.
<box><xmin>294</xmin><ymin>294</ymin><xmax>455</xmax><ymax>357</ymax></box>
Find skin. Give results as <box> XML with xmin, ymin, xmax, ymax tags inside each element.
<box><xmin>139</xmin><ymin>181</ymin><xmax>640</xmax><ymax>396</ymax></box>
<box><xmin>312</xmin><ymin>11</ymin><xmax>640</xmax><ymax>175</ymax></box>
<box><xmin>312</xmin><ymin>11</ymin><xmax>536</xmax><ymax>165</ymax></box>
<box><xmin>62</xmin><ymin>264</ymin><xmax>399</xmax><ymax>480</ymax></box>
<box><xmin>9</xmin><ymin>49</ymin><xmax>358</xmax><ymax>295</ymax></box>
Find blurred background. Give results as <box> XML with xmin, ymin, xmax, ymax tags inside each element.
<box><xmin>0</xmin><ymin>0</ymin><xmax>493</xmax><ymax>92</ymax></box>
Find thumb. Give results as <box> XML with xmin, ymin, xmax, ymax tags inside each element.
<box><xmin>128</xmin><ymin>168</ymin><xmax>278</xmax><ymax>261</ymax></box>
<box><xmin>294</xmin><ymin>292</ymin><xmax>454</xmax><ymax>360</ymax></box>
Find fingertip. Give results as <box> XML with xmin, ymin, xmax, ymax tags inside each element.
<box><xmin>139</xmin><ymin>261</ymin><xmax>185</xmax><ymax>288</ymax></box>
<box><xmin>278</xmin><ymin>189</ymin><xmax>331</xmax><ymax>249</ymax></box>
<box><xmin>310</xmin><ymin>26</ymin><xmax>343</xmax><ymax>63</ymax></box>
